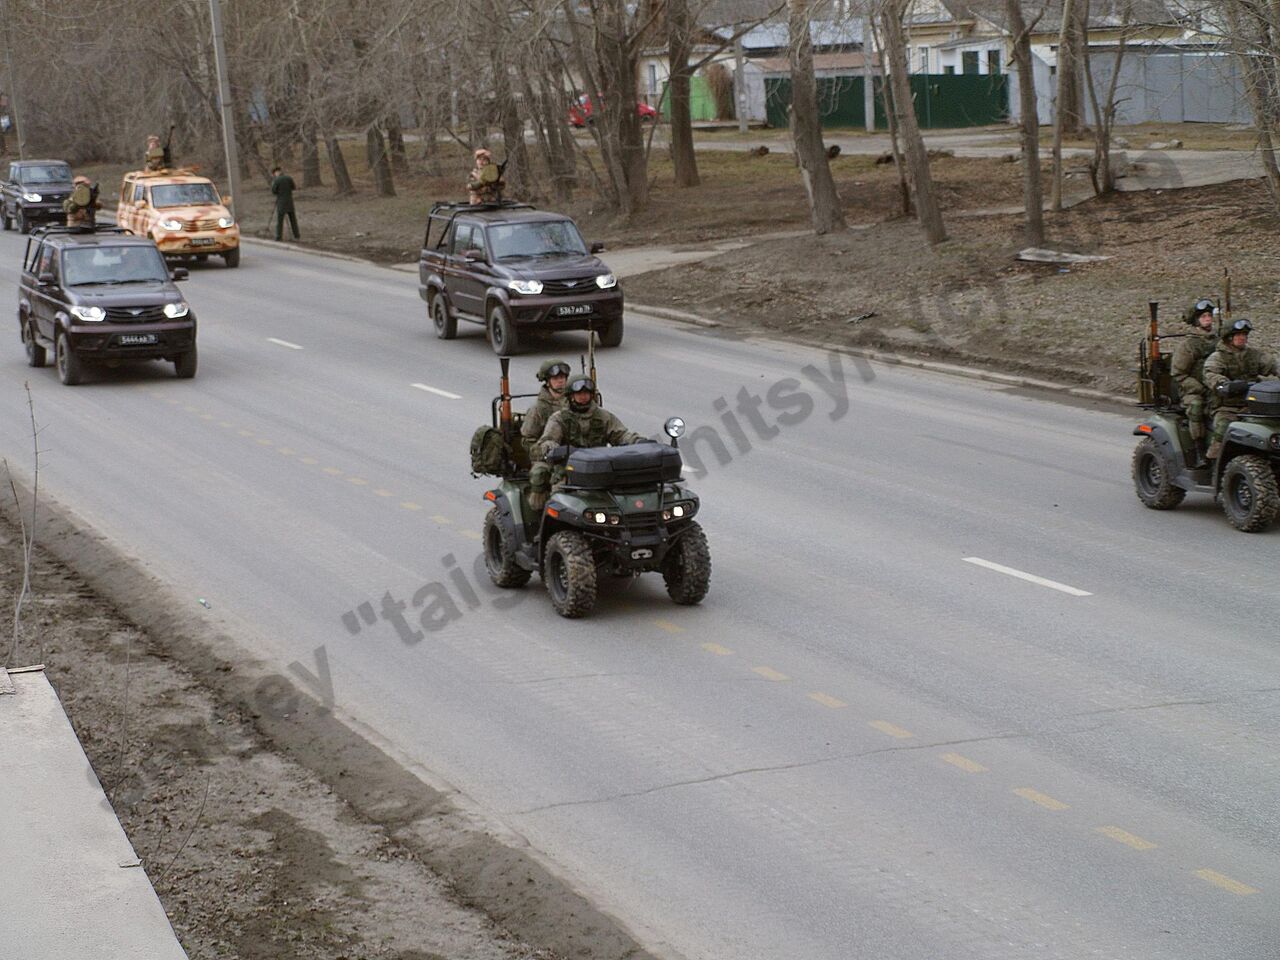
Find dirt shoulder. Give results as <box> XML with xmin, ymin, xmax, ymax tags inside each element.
<box><xmin>0</xmin><ymin>499</ymin><xmax>651</xmax><ymax>960</ymax></box>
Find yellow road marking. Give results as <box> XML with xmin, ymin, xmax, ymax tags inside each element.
<box><xmin>654</xmin><ymin>619</ymin><xmax>684</xmax><ymax>634</ymax></box>
<box><xmin>323</xmin><ymin>467</ymin><xmax>342</xmax><ymax>475</ymax></box>
<box><xmin>752</xmin><ymin>666</ymin><xmax>789</xmax><ymax>682</ymax></box>
<box><xmin>182</xmin><ymin>405</ymin><xmax>198</xmax><ymax>413</ymax></box>
<box><xmin>809</xmin><ymin>692</ymin><xmax>847</xmax><ymax>709</ymax></box>
<box><xmin>218</xmin><ymin>421</ymin><xmax>233</xmax><ymax>428</ymax></box>
<box><xmin>701</xmin><ymin>643</ymin><xmax>733</xmax><ymax>655</ymax></box>
<box><xmin>431</xmin><ymin>514</ymin><xmax>452</xmax><ymax>525</ymax></box>
<box><xmin>400</xmin><ymin>502</ymin><xmax>424</xmax><ymax>511</ymax></box>
<box><xmin>869</xmin><ymin>720</ymin><xmax>913</xmax><ymax>740</ymax></box>
<box><xmin>237</xmin><ymin>429</ymin><xmax>254</xmax><ymax>437</ymax></box>
<box><xmin>299</xmin><ymin>457</ymin><xmax>318</xmax><ymax>465</ymax></box>
<box><xmin>1194</xmin><ymin>869</ymin><xmax>1258</xmax><ymax>896</ymax></box>
<box><xmin>347</xmin><ymin>477</ymin><xmax>369</xmax><ymax>486</ymax></box>
<box><xmin>200</xmin><ymin>413</ymin><xmax>214</xmax><ymax>421</ymax></box>
<box><xmin>941</xmin><ymin>752</ymin><xmax>987</xmax><ymax>773</ymax></box>
<box><xmin>165</xmin><ymin>398</ymin><xmax>181</xmax><ymax>405</ymax></box>
<box><xmin>1014</xmin><ymin>787</ymin><xmax>1069</xmax><ymax>811</ymax></box>
<box><xmin>1096</xmin><ymin>826</ymin><xmax>1156</xmax><ymax>851</ymax></box>
<box><xmin>277</xmin><ymin>447</ymin><xmax>296</xmax><ymax>455</ymax></box>
<box><xmin>461</xmin><ymin>530</ymin><xmax>483</xmax><ymax>541</ymax></box>
<box><xmin>257</xmin><ymin>438</ymin><xmax>274</xmax><ymax>446</ymax></box>
<box><xmin>373</xmin><ymin>488</ymin><xmax>394</xmax><ymax>497</ymax></box>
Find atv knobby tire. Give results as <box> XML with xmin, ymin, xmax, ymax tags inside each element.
<box><xmin>662</xmin><ymin>521</ymin><xmax>711</xmax><ymax>605</ymax></box>
<box><xmin>484</xmin><ymin>507</ymin><xmax>531</xmax><ymax>588</ymax></box>
<box><xmin>1221</xmin><ymin>455</ymin><xmax>1280</xmax><ymax>532</ymax></box>
<box><xmin>543</xmin><ymin>530</ymin><xmax>597</xmax><ymax>617</ymax></box>
<box><xmin>1131</xmin><ymin>437</ymin><xmax>1185</xmax><ymax>510</ymax></box>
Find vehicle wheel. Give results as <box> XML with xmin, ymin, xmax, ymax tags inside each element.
<box><xmin>55</xmin><ymin>332</ymin><xmax>84</xmax><ymax>385</ymax></box>
<box><xmin>431</xmin><ymin>292</ymin><xmax>458</xmax><ymax>340</ymax></box>
<box><xmin>488</xmin><ymin>303</ymin><xmax>520</xmax><ymax>356</ymax></box>
<box><xmin>484</xmin><ymin>507</ymin><xmax>531</xmax><ymax>588</ymax></box>
<box><xmin>662</xmin><ymin>521</ymin><xmax>711</xmax><ymax>605</ymax></box>
<box><xmin>173</xmin><ymin>344</ymin><xmax>198</xmax><ymax>379</ymax></box>
<box><xmin>1220</xmin><ymin>455</ymin><xmax>1280</xmax><ymax>532</ymax></box>
<box><xmin>223</xmin><ymin>247</ymin><xmax>241</xmax><ymax>268</ymax></box>
<box><xmin>543</xmin><ymin>530</ymin><xmax>597</xmax><ymax>618</ymax></box>
<box><xmin>2</xmin><ymin>208</ymin><xmax>11</xmax><ymax>231</ymax></box>
<box><xmin>21</xmin><ymin>318</ymin><xmax>45</xmax><ymax>367</ymax></box>
<box><xmin>597</xmin><ymin>317</ymin><xmax>624</xmax><ymax>348</ymax></box>
<box><xmin>1131</xmin><ymin>437</ymin><xmax>1185</xmax><ymax>510</ymax></box>
<box><xmin>18</xmin><ymin>210</ymin><xmax>29</xmax><ymax>234</ymax></box>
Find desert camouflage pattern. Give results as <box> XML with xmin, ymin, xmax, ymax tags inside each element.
<box><xmin>116</xmin><ymin>168</ymin><xmax>241</xmax><ymax>256</ymax></box>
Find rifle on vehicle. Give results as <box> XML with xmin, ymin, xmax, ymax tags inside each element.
<box><xmin>162</xmin><ymin>124</ymin><xmax>176</xmax><ymax>169</ymax></box>
<box><xmin>1220</xmin><ymin>267</ymin><xmax>1231</xmax><ymax>338</ymax></box>
<box><xmin>1138</xmin><ymin>300</ymin><xmax>1161</xmax><ymax>406</ymax></box>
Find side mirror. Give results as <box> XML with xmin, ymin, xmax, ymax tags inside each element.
<box><xmin>462</xmin><ymin>247</ymin><xmax>484</xmax><ymax>262</ymax></box>
<box><xmin>590</xmin><ymin>241</ymin><xmax>604</xmax><ymax>254</ymax></box>
<box><xmin>37</xmin><ymin>271</ymin><xmax>54</xmax><ymax>285</ymax></box>
<box><xmin>171</xmin><ymin>266</ymin><xmax>189</xmax><ymax>281</ymax></box>
<box><xmin>222</xmin><ymin>195</ymin><xmax>231</xmax><ymax>205</ymax></box>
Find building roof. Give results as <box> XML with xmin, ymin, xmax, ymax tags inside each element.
<box><xmin>753</xmin><ymin>51</ymin><xmax>880</xmax><ymax>73</ymax></box>
<box><xmin>713</xmin><ymin>18</ymin><xmax>863</xmax><ymax>50</ymax></box>
<box><xmin>941</xmin><ymin>0</ymin><xmax>1183</xmax><ymax>33</ymax></box>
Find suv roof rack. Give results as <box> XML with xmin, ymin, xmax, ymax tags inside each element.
<box><xmin>429</xmin><ymin>199</ymin><xmax>536</xmax><ymax>216</ymax></box>
<box><xmin>30</xmin><ymin>224</ymin><xmax>130</xmax><ymax>238</ymax></box>
<box><xmin>131</xmin><ymin>166</ymin><xmax>204</xmax><ymax>179</ymax></box>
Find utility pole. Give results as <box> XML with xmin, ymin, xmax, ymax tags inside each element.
<box><xmin>862</xmin><ymin>16</ymin><xmax>874</xmax><ymax>132</ymax></box>
<box><xmin>209</xmin><ymin>0</ymin><xmax>242</xmax><ymax>219</ymax></box>
<box><xmin>1</xmin><ymin>0</ymin><xmax>26</xmax><ymax>158</ymax></box>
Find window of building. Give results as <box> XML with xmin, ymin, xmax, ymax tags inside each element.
<box><xmin>988</xmin><ymin>49</ymin><xmax>1001</xmax><ymax>74</ymax></box>
<box><xmin>647</xmin><ymin>63</ymin><xmax>658</xmax><ymax>96</ymax></box>
<box><xmin>962</xmin><ymin>51</ymin><xmax>979</xmax><ymax>75</ymax></box>
<box><xmin>944</xmin><ymin>65</ymin><xmax>956</xmax><ymax>75</ymax></box>
<box><xmin>920</xmin><ymin>47</ymin><xmax>929</xmax><ymax>72</ymax></box>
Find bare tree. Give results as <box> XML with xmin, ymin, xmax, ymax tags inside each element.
<box><xmin>1050</xmin><ymin>0</ymin><xmax>1077</xmax><ymax>211</ymax></box>
<box><xmin>1006</xmin><ymin>0</ymin><xmax>1045</xmax><ymax>246</ymax></box>
<box><xmin>1222</xmin><ymin>0</ymin><xmax>1280</xmax><ymax>208</ymax></box>
<box><xmin>1081</xmin><ymin>0</ymin><xmax>1133</xmax><ymax>196</ymax></box>
<box><xmin>788</xmin><ymin>0</ymin><xmax>846</xmax><ymax>233</ymax></box>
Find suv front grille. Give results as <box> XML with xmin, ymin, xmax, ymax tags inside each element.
<box><xmin>105</xmin><ymin>306</ymin><xmax>166</xmax><ymax>323</ymax></box>
<box><xmin>184</xmin><ymin>218</ymin><xmax>221</xmax><ymax>231</ymax></box>
<box><xmin>542</xmin><ymin>278</ymin><xmax>597</xmax><ymax>296</ymax></box>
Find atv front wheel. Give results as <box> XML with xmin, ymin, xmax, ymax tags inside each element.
<box><xmin>1131</xmin><ymin>438</ymin><xmax>1185</xmax><ymax>510</ymax></box>
<box><xmin>544</xmin><ymin>530</ymin><xmax>597</xmax><ymax>617</ymax></box>
<box><xmin>1221</xmin><ymin>455</ymin><xmax>1280</xmax><ymax>532</ymax></box>
<box><xmin>484</xmin><ymin>507</ymin><xmax>531</xmax><ymax>588</ymax></box>
<box><xmin>662</xmin><ymin>521</ymin><xmax>711</xmax><ymax>605</ymax></box>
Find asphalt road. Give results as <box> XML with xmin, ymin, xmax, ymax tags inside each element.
<box><xmin>1</xmin><ymin>234</ymin><xmax>1277</xmax><ymax>960</ymax></box>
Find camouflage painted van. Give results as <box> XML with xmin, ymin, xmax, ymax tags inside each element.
<box><xmin>117</xmin><ymin>169</ymin><xmax>241</xmax><ymax>268</ymax></box>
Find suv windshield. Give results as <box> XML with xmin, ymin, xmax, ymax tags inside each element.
<box><xmin>63</xmin><ymin>246</ymin><xmax>169</xmax><ymax>285</ymax></box>
<box><xmin>151</xmin><ymin>183</ymin><xmax>219</xmax><ymax>207</ymax></box>
<box><xmin>20</xmin><ymin>164</ymin><xmax>72</xmax><ymax>185</ymax></box>
<box><xmin>489</xmin><ymin>220</ymin><xmax>588</xmax><ymax>260</ymax></box>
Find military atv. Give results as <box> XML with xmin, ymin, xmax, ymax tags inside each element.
<box><xmin>472</xmin><ymin>359</ymin><xmax>710</xmax><ymax>617</ymax></box>
<box><xmin>1132</xmin><ymin>301</ymin><xmax>1280</xmax><ymax>532</ymax></box>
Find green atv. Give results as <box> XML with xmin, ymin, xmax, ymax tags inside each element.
<box><xmin>472</xmin><ymin>364</ymin><xmax>711</xmax><ymax>617</ymax></box>
<box><xmin>1132</xmin><ymin>303</ymin><xmax>1280</xmax><ymax>532</ymax></box>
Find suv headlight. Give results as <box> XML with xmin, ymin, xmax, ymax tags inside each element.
<box><xmin>163</xmin><ymin>301</ymin><xmax>190</xmax><ymax>319</ymax></box>
<box><xmin>21</xmin><ymin>192</ymin><xmax>41</xmax><ymax>202</ymax></box>
<box><xmin>595</xmin><ymin>273</ymin><xmax>617</xmax><ymax>289</ymax></box>
<box><xmin>70</xmin><ymin>305</ymin><xmax>106</xmax><ymax>323</ymax></box>
<box><xmin>217</xmin><ymin>216</ymin><xmax>235</xmax><ymax>228</ymax></box>
<box><xmin>507</xmin><ymin>279</ymin><xmax>543</xmax><ymax>295</ymax></box>
<box><xmin>159</xmin><ymin>218</ymin><xmax>183</xmax><ymax>231</ymax></box>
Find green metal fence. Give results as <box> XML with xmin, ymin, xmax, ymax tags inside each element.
<box><xmin>660</xmin><ymin>75</ymin><xmax>718</xmax><ymax>121</ymax></box>
<box><xmin>764</xmin><ymin>73</ymin><xmax>1008</xmax><ymax>130</ymax></box>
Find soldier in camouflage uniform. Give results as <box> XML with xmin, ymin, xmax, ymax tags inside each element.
<box><xmin>1170</xmin><ymin>298</ymin><xmax>1218</xmax><ymax>465</ymax></box>
<box><xmin>467</xmin><ymin>148</ymin><xmax>502</xmax><ymax>204</ymax></box>
<box><xmin>144</xmin><ymin>135</ymin><xmax>165</xmax><ymax>172</ymax></box>
<box><xmin>63</xmin><ymin>176</ymin><xmax>100</xmax><ymax>227</ymax></box>
<box><xmin>1203</xmin><ymin>319</ymin><xmax>1280</xmax><ymax>459</ymax></box>
<box><xmin>520</xmin><ymin>359</ymin><xmax>571</xmax><ymax>452</ymax></box>
<box><xmin>528</xmin><ymin>376</ymin><xmax>646</xmax><ymax>509</ymax></box>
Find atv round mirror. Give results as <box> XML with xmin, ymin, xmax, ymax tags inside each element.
<box><xmin>664</xmin><ymin>416</ymin><xmax>686</xmax><ymax>439</ymax></box>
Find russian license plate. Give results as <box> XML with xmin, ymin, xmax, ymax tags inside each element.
<box><xmin>189</xmin><ymin>237</ymin><xmax>216</xmax><ymax>246</ymax></box>
<box><xmin>556</xmin><ymin>304</ymin><xmax>593</xmax><ymax>317</ymax></box>
<box><xmin>118</xmin><ymin>333</ymin><xmax>158</xmax><ymax>346</ymax></box>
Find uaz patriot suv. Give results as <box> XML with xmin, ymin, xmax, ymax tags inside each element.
<box><xmin>2</xmin><ymin>159</ymin><xmax>75</xmax><ymax>234</ymax></box>
<box><xmin>17</xmin><ymin>226</ymin><xmax>197</xmax><ymax>384</ymax></box>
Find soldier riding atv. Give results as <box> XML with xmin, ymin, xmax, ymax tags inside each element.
<box><xmin>471</xmin><ymin>358</ymin><xmax>711</xmax><ymax>617</ymax></box>
<box><xmin>1132</xmin><ymin>302</ymin><xmax>1280</xmax><ymax>532</ymax></box>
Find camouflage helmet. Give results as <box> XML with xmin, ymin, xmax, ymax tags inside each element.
<box><xmin>567</xmin><ymin>375</ymin><xmax>596</xmax><ymax>412</ymax></box>
<box><xmin>1226</xmin><ymin>318</ymin><xmax>1253</xmax><ymax>339</ymax></box>
<box><xmin>537</xmin><ymin>359</ymin><xmax>572</xmax><ymax>382</ymax></box>
<box><xmin>1185</xmin><ymin>298</ymin><xmax>1215</xmax><ymax>325</ymax></box>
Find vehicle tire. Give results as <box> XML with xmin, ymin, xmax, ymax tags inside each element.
<box><xmin>543</xmin><ymin>530</ymin><xmax>597</xmax><ymax>618</ymax></box>
<box><xmin>1131</xmin><ymin>438</ymin><xmax>1185</xmax><ymax>510</ymax></box>
<box><xmin>18</xmin><ymin>210</ymin><xmax>29</xmax><ymax>234</ymax></box>
<box><xmin>21</xmin><ymin>318</ymin><xmax>45</xmax><ymax>367</ymax></box>
<box><xmin>173</xmin><ymin>343</ymin><xmax>198</xmax><ymax>379</ymax></box>
<box><xmin>484</xmin><ymin>507</ymin><xmax>531</xmax><ymax>588</ymax></box>
<box><xmin>2</xmin><ymin>207</ymin><xmax>11</xmax><ymax>231</ymax></box>
<box><xmin>662</xmin><ymin>521</ymin><xmax>711</xmax><ymax>605</ymax></box>
<box><xmin>431</xmin><ymin>292</ymin><xmax>458</xmax><ymax>340</ymax></box>
<box><xmin>597</xmin><ymin>317</ymin><xmax>624</xmax><ymax>348</ymax></box>
<box><xmin>488</xmin><ymin>303</ymin><xmax>520</xmax><ymax>356</ymax></box>
<box><xmin>1220</xmin><ymin>455</ymin><xmax>1280</xmax><ymax>532</ymax></box>
<box><xmin>223</xmin><ymin>247</ymin><xmax>241</xmax><ymax>268</ymax></box>
<box><xmin>55</xmin><ymin>332</ymin><xmax>84</xmax><ymax>385</ymax></box>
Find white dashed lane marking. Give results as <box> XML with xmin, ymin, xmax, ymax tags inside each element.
<box><xmin>412</xmin><ymin>383</ymin><xmax>462</xmax><ymax>400</ymax></box>
<box><xmin>962</xmin><ymin>557</ymin><xmax>1092</xmax><ymax>597</ymax></box>
<box><xmin>267</xmin><ymin>337</ymin><xmax>304</xmax><ymax>350</ymax></box>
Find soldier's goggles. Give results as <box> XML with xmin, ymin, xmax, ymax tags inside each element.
<box><xmin>546</xmin><ymin>363</ymin><xmax>572</xmax><ymax>379</ymax></box>
<box><xmin>569</xmin><ymin>377</ymin><xmax>595</xmax><ymax>394</ymax></box>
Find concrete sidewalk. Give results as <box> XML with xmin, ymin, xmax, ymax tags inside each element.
<box><xmin>0</xmin><ymin>666</ymin><xmax>187</xmax><ymax>960</ymax></box>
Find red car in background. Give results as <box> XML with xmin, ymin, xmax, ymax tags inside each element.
<box><xmin>568</xmin><ymin>95</ymin><xmax>658</xmax><ymax>127</ymax></box>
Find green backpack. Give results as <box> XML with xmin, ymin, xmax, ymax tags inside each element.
<box><xmin>470</xmin><ymin>425</ymin><xmax>508</xmax><ymax>476</ymax></box>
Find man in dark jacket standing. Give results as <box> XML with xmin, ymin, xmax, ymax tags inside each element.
<box><xmin>270</xmin><ymin>166</ymin><xmax>299</xmax><ymax>241</ymax></box>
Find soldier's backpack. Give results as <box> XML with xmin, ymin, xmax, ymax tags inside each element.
<box><xmin>470</xmin><ymin>425</ymin><xmax>508</xmax><ymax>476</ymax></box>
<box><xmin>477</xmin><ymin>163</ymin><xmax>500</xmax><ymax>185</ymax></box>
<box><xmin>69</xmin><ymin>181</ymin><xmax>92</xmax><ymax>210</ymax></box>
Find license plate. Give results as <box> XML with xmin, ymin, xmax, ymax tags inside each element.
<box><xmin>189</xmin><ymin>237</ymin><xmax>216</xmax><ymax>246</ymax></box>
<box><xmin>555</xmin><ymin>304</ymin><xmax>592</xmax><ymax>317</ymax></box>
<box><xmin>118</xmin><ymin>333</ymin><xmax>158</xmax><ymax>345</ymax></box>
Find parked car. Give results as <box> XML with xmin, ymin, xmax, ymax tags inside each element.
<box><xmin>17</xmin><ymin>225</ymin><xmax>197</xmax><ymax>384</ymax></box>
<box><xmin>418</xmin><ymin>200</ymin><xmax>624</xmax><ymax>355</ymax></box>
<box><xmin>1</xmin><ymin>159</ymin><xmax>75</xmax><ymax>234</ymax></box>
<box><xmin>117</xmin><ymin>168</ymin><xmax>240</xmax><ymax>268</ymax></box>
<box><xmin>568</xmin><ymin>95</ymin><xmax>658</xmax><ymax>128</ymax></box>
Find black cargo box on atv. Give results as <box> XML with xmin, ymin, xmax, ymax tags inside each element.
<box><xmin>1246</xmin><ymin>381</ymin><xmax>1280</xmax><ymax>418</ymax></box>
<box><xmin>564</xmin><ymin>442</ymin><xmax>682</xmax><ymax>489</ymax></box>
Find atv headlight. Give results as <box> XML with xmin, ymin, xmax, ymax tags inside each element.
<box><xmin>217</xmin><ymin>216</ymin><xmax>235</xmax><ymax>228</ymax></box>
<box><xmin>507</xmin><ymin>279</ymin><xmax>543</xmax><ymax>295</ymax></box>
<box><xmin>159</xmin><ymin>218</ymin><xmax>183</xmax><ymax>231</ymax></box>
<box><xmin>595</xmin><ymin>273</ymin><xmax>617</xmax><ymax>289</ymax></box>
<box><xmin>21</xmin><ymin>192</ymin><xmax>41</xmax><ymax>202</ymax></box>
<box><xmin>70</xmin><ymin>305</ymin><xmax>106</xmax><ymax>322</ymax></box>
<box><xmin>163</xmin><ymin>301</ymin><xmax>190</xmax><ymax>319</ymax></box>
<box><xmin>664</xmin><ymin>417</ymin><xmax>686</xmax><ymax>439</ymax></box>
<box><xmin>1270</xmin><ymin>433</ymin><xmax>1280</xmax><ymax>451</ymax></box>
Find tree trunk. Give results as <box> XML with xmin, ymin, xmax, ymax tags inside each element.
<box><xmin>1082</xmin><ymin>3</ymin><xmax>1131</xmax><ymax>197</ymax></box>
<box><xmin>788</xmin><ymin>0</ymin><xmax>845</xmax><ymax>234</ymax></box>
<box><xmin>1051</xmin><ymin>0</ymin><xmax>1074</xmax><ymax>211</ymax></box>
<box><xmin>668</xmin><ymin>0</ymin><xmax>700</xmax><ymax>187</ymax></box>
<box><xmin>366</xmin><ymin>126</ymin><xmax>395</xmax><ymax>197</ymax></box>
<box><xmin>879</xmin><ymin>1</ymin><xmax>946</xmax><ymax>244</ymax></box>
<box><xmin>868</xmin><ymin>15</ymin><xmax>912</xmax><ymax>216</ymax></box>
<box><xmin>494</xmin><ymin>65</ymin><xmax>531</xmax><ymax>199</ymax></box>
<box><xmin>1056</xmin><ymin>0</ymin><xmax>1085</xmax><ymax>136</ymax></box>
<box><xmin>326</xmin><ymin>136</ymin><xmax>354</xmax><ymax>195</ymax></box>
<box><xmin>1227</xmin><ymin>1</ymin><xmax>1280</xmax><ymax>207</ymax></box>
<box><xmin>386</xmin><ymin>113</ymin><xmax>407</xmax><ymax>171</ymax></box>
<box><xmin>301</xmin><ymin>127</ymin><xmax>322</xmax><ymax>187</ymax></box>
<box><xmin>1007</xmin><ymin>0</ymin><xmax>1045</xmax><ymax>245</ymax></box>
